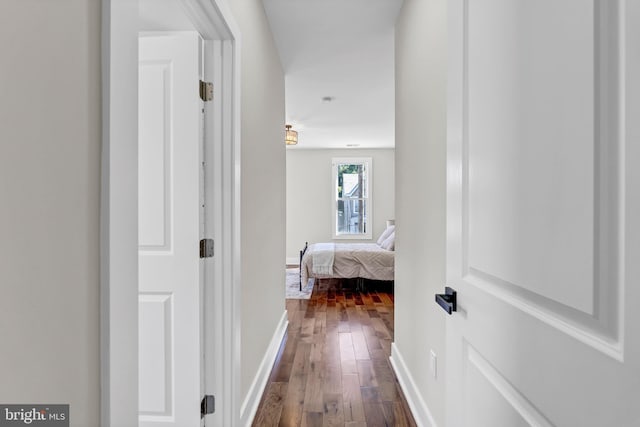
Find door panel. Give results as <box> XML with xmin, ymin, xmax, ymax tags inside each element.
<box><xmin>462</xmin><ymin>342</ymin><xmax>552</xmax><ymax>427</ymax></box>
<box><xmin>447</xmin><ymin>1</ymin><xmax>638</xmax><ymax>426</ymax></box>
<box><xmin>138</xmin><ymin>32</ymin><xmax>201</xmax><ymax>427</ymax></box>
<box><xmin>138</xmin><ymin>59</ymin><xmax>172</xmax><ymax>251</ymax></box>
<box><xmin>467</xmin><ymin>0</ymin><xmax>595</xmax><ymax>313</ymax></box>
<box><xmin>139</xmin><ymin>293</ymin><xmax>173</xmax><ymax>415</ymax></box>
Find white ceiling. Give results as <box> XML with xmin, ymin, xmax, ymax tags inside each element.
<box><xmin>263</xmin><ymin>0</ymin><xmax>403</xmax><ymax>149</ymax></box>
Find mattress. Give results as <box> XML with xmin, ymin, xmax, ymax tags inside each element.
<box><xmin>301</xmin><ymin>242</ymin><xmax>394</xmax><ymax>285</ymax></box>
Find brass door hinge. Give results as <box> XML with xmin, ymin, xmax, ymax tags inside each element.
<box><xmin>199</xmin><ymin>80</ymin><xmax>213</xmax><ymax>102</ymax></box>
<box><xmin>200</xmin><ymin>239</ymin><xmax>214</xmax><ymax>258</ymax></box>
<box><xmin>201</xmin><ymin>394</ymin><xmax>215</xmax><ymax>417</ymax></box>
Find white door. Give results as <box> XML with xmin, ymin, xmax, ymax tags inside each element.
<box><xmin>138</xmin><ymin>32</ymin><xmax>203</xmax><ymax>427</ymax></box>
<box><xmin>446</xmin><ymin>1</ymin><xmax>640</xmax><ymax>426</ymax></box>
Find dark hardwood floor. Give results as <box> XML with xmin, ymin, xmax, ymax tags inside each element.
<box><xmin>252</xmin><ymin>278</ymin><xmax>417</xmax><ymax>427</ymax></box>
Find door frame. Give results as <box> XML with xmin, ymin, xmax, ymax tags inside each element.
<box><xmin>100</xmin><ymin>1</ymin><xmax>242</xmax><ymax>426</ymax></box>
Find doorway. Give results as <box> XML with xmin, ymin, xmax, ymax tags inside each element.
<box><xmin>101</xmin><ymin>1</ymin><xmax>241</xmax><ymax>426</ymax></box>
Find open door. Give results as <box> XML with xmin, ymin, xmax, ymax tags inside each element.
<box><xmin>103</xmin><ymin>0</ymin><xmax>239</xmax><ymax>425</ymax></box>
<box><xmin>445</xmin><ymin>1</ymin><xmax>639</xmax><ymax>426</ymax></box>
<box><xmin>138</xmin><ymin>31</ymin><xmax>206</xmax><ymax>427</ymax></box>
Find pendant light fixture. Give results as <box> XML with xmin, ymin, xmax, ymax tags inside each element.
<box><xmin>285</xmin><ymin>124</ymin><xmax>298</xmax><ymax>145</ymax></box>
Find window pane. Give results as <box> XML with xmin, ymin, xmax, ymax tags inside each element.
<box><xmin>336</xmin><ymin>199</ymin><xmax>367</xmax><ymax>234</ymax></box>
<box><xmin>337</xmin><ymin>163</ymin><xmax>367</xmax><ymax>198</ymax></box>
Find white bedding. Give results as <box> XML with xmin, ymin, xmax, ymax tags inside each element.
<box><xmin>311</xmin><ymin>242</ymin><xmax>335</xmax><ymax>275</ymax></box>
<box><xmin>301</xmin><ymin>242</ymin><xmax>394</xmax><ymax>285</ymax></box>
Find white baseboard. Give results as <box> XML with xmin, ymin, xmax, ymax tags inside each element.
<box><xmin>239</xmin><ymin>310</ymin><xmax>289</xmax><ymax>427</ymax></box>
<box><xmin>390</xmin><ymin>343</ymin><xmax>438</xmax><ymax>427</ymax></box>
<box><xmin>286</xmin><ymin>257</ymin><xmax>299</xmax><ymax>266</ymax></box>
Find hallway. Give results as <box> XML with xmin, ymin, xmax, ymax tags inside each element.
<box><xmin>252</xmin><ymin>280</ymin><xmax>416</xmax><ymax>426</ymax></box>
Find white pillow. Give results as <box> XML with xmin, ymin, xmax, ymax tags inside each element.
<box><xmin>380</xmin><ymin>231</ymin><xmax>395</xmax><ymax>251</ymax></box>
<box><xmin>376</xmin><ymin>225</ymin><xmax>395</xmax><ymax>246</ymax></box>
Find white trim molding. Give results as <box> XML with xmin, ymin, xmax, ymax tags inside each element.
<box><xmin>239</xmin><ymin>311</ymin><xmax>289</xmax><ymax>427</ymax></box>
<box><xmin>390</xmin><ymin>343</ymin><xmax>438</xmax><ymax>427</ymax></box>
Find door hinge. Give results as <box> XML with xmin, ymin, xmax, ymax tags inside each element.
<box><xmin>200</xmin><ymin>238</ymin><xmax>214</xmax><ymax>258</ymax></box>
<box><xmin>199</xmin><ymin>80</ymin><xmax>213</xmax><ymax>102</ymax></box>
<box><xmin>201</xmin><ymin>394</ymin><xmax>215</xmax><ymax>418</ymax></box>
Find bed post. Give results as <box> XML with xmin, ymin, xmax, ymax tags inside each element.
<box><xmin>299</xmin><ymin>242</ymin><xmax>308</xmax><ymax>291</ymax></box>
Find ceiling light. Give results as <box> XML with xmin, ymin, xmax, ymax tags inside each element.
<box><xmin>285</xmin><ymin>124</ymin><xmax>298</xmax><ymax>145</ymax></box>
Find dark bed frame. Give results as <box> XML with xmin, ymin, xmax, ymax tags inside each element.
<box><xmin>299</xmin><ymin>241</ymin><xmax>308</xmax><ymax>291</ymax></box>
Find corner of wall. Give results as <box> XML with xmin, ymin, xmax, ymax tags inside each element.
<box><xmin>390</xmin><ymin>344</ymin><xmax>439</xmax><ymax>427</ymax></box>
<box><xmin>239</xmin><ymin>311</ymin><xmax>288</xmax><ymax>427</ymax></box>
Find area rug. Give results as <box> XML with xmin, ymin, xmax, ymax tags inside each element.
<box><xmin>286</xmin><ymin>268</ymin><xmax>313</xmax><ymax>299</ymax></box>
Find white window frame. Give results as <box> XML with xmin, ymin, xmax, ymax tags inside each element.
<box><xmin>332</xmin><ymin>157</ymin><xmax>372</xmax><ymax>239</ymax></box>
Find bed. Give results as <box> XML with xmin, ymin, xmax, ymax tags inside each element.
<box><xmin>299</xmin><ymin>225</ymin><xmax>395</xmax><ymax>289</ymax></box>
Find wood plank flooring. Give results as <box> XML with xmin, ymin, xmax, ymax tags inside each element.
<box><xmin>252</xmin><ymin>278</ymin><xmax>417</xmax><ymax>427</ymax></box>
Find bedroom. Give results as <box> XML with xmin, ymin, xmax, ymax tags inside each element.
<box><xmin>286</xmin><ymin>149</ymin><xmax>396</xmax><ymax>290</ymax></box>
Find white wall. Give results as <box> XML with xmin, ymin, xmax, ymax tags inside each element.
<box><xmin>0</xmin><ymin>0</ymin><xmax>101</xmax><ymax>426</ymax></box>
<box><xmin>227</xmin><ymin>0</ymin><xmax>287</xmax><ymax>403</ymax></box>
<box><xmin>286</xmin><ymin>149</ymin><xmax>395</xmax><ymax>262</ymax></box>
<box><xmin>393</xmin><ymin>0</ymin><xmax>447</xmax><ymax>425</ymax></box>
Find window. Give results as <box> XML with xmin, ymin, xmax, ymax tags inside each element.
<box><xmin>332</xmin><ymin>158</ymin><xmax>372</xmax><ymax>239</ymax></box>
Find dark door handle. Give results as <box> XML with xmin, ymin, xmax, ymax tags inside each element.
<box><xmin>435</xmin><ymin>287</ymin><xmax>457</xmax><ymax>314</ymax></box>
